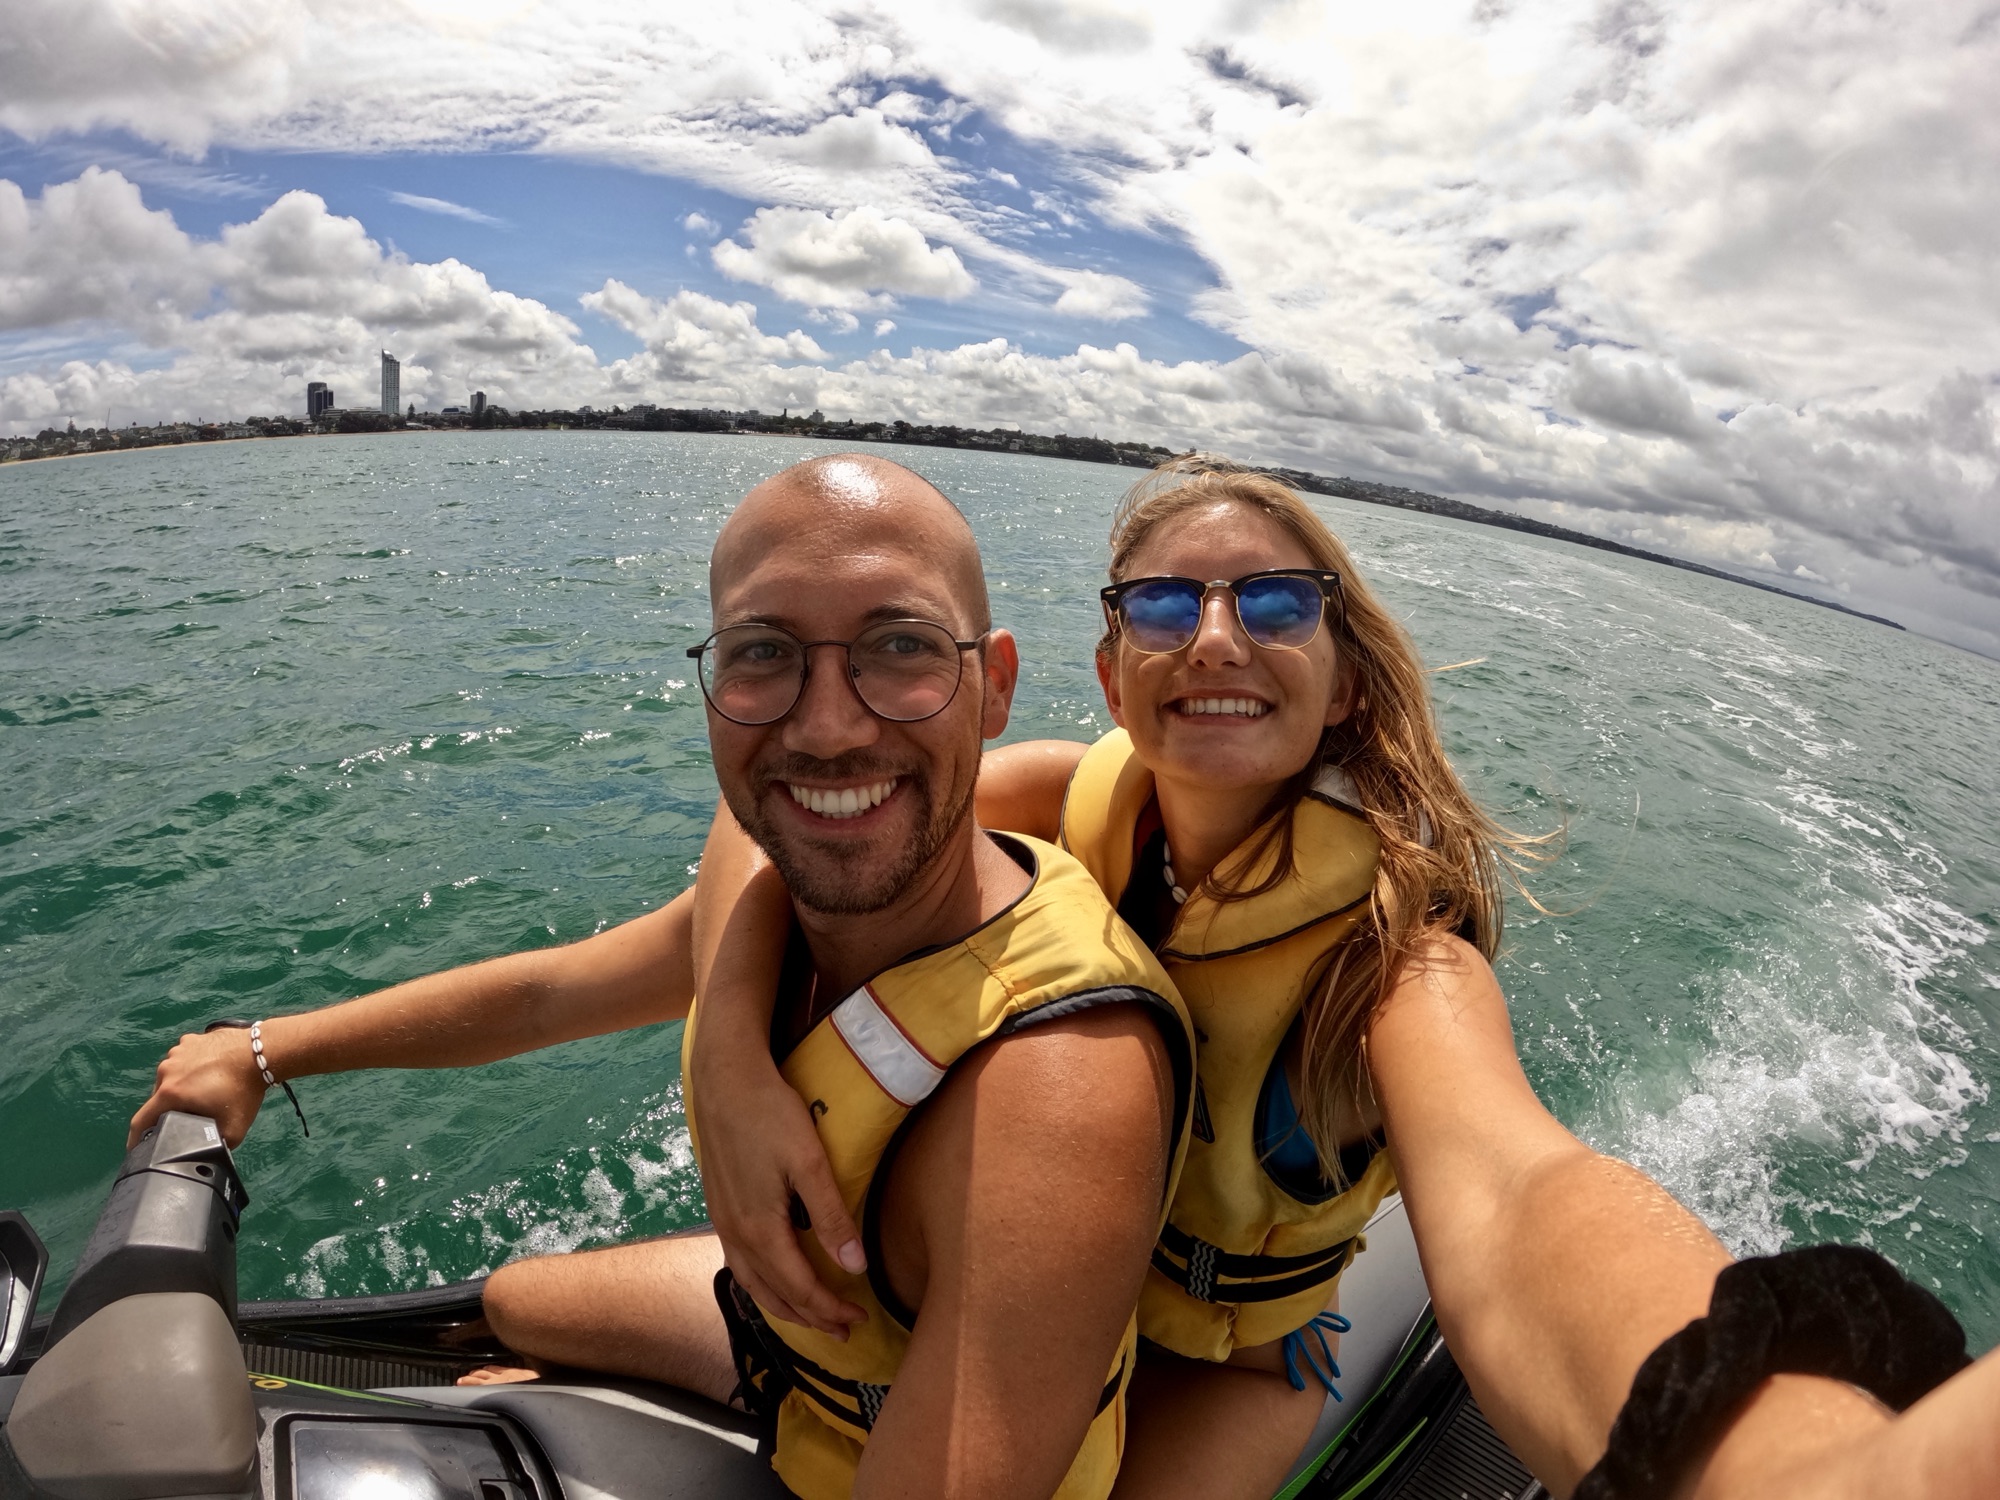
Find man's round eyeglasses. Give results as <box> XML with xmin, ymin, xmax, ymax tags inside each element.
<box><xmin>686</xmin><ymin>619</ymin><xmax>984</xmax><ymax>726</ymax></box>
<box><xmin>1101</xmin><ymin>570</ymin><xmax>1344</xmax><ymax>656</ymax></box>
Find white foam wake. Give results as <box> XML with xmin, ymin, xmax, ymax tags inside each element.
<box><xmin>285</xmin><ymin>1083</ymin><xmax>699</xmax><ymax>1299</ymax></box>
<box><xmin>1589</xmin><ymin>773</ymin><xmax>1987</xmax><ymax>1258</ymax></box>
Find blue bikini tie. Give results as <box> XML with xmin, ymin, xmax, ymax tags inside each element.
<box><xmin>1282</xmin><ymin>1310</ymin><xmax>1352</xmax><ymax>1398</ymax></box>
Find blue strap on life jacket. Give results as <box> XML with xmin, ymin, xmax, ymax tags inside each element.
<box><xmin>1282</xmin><ymin>1309</ymin><xmax>1352</xmax><ymax>1398</ymax></box>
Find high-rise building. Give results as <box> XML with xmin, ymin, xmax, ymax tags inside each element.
<box><xmin>306</xmin><ymin>381</ymin><xmax>333</xmax><ymax>418</ymax></box>
<box><xmin>470</xmin><ymin>391</ymin><xmax>487</xmax><ymax>417</ymax></box>
<box><xmin>380</xmin><ymin>352</ymin><xmax>401</xmax><ymax>416</ymax></box>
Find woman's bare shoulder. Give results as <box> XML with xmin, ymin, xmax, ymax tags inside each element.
<box><xmin>1379</xmin><ymin>931</ymin><xmax>1507</xmax><ymax>1025</ymax></box>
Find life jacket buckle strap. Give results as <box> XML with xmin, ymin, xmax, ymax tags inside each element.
<box><xmin>1186</xmin><ymin>1237</ymin><xmax>1220</xmax><ymax>1301</ymax></box>
<box><xmin>1153</xmin><ymin>1227</ymin><xmax>1357</xmax><ymax>1303</ymax></box>
<box><xmin>716</xmin><ymin>1267</ymin><xmax>886</xmax><ymax>1432</ymax></box>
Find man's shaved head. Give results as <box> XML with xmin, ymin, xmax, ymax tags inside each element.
<box><xmin>712</xmin><ymin>454</ymin><xmax>991</xmax><ymax>634</ymax></box>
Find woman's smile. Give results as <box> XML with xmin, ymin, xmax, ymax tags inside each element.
<box><xmin>1170</xmin><ymin>695</ymin><xmax>1272</xmax><ymax>719</ymax></box>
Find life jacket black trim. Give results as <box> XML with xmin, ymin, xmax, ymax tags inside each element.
<box><xmin>859</xmin><ymin>981</ymin><xmax>1197</xmax><ymax>1333</ymax></box>
<box><xmin>772</xmin><ymin>831</ymin><xmax>1044</xmax><ymax>1067</ymax></box>
<box><xmin>1150</xmin><ymin>1222</ymin><xmax>1356</xmax><ymax>1304</ymax></box>
<box><xmin>1191</xmin><ymin>1079</ymin><xmax>1215</xmax><ymax>1144</ymax></box>
<box><xmin>1158</xmin><ymin>887</ymin><xmax>1372</xmax><ymax>965</ymax></box>
<box><xmin>1149</xmin><ymin>1249</ymin><xmax>1355</xmax><ymax>1305</ymax></box>
<box><xmin>1249</xmin><ymin>1024</ymin><xmax>1386</xmax><ymax>1208</ymax></box>
<box><xmin>720</xmin><ymin>1266</ymin><xmax>1126</xmax><ymax>1433</ymax></box>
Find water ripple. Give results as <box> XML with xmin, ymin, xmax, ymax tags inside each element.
<box><xmin>1</xmin><ymin>432</ymin><xmax>1994</xmax><ymax>1344</ymax></box>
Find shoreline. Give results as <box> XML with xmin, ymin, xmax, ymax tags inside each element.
<box><xmin>0</xmin><ymin>433</ymin><xmax>284</xmax><ymax>466</ymax></box>
<box><xmin>0</xmin><ymin>420</ymin><xmax>1904</xmax><ymax>633</ymax></box>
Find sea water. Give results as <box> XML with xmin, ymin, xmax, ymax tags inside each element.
<box><xmin>2</xmin><ymin>432</ymin><xmax>1995</xmax><ymax>1347</ymax></box>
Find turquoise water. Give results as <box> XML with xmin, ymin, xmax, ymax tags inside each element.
<box><xmin>2</xmin><ymin>432</ymin><xmax>1995</xmax><ymax>1348</ymax></box>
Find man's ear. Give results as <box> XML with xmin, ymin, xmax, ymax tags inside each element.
<box><xmin>980</xmin><ymin>629</ymin><xmax>1020</xmax><ymax>740</ymax></box>
<box><xmin>1325</xmin><ymin>653</ymin><xmax>1361</xmax><ymax>728</ymax></box>
<box><xmin>1096</xmin><ymin>646</ymin><xmax>1128</xmax><ymax>730</ymax></box>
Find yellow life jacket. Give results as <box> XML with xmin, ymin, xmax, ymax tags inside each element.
<box><xmin>683</xmin><ymin>832</ymin><xmax>1195</xmax><ymax>1500</ymax></box>
<box><xmin>1059</xmin><ymin>729</ymin><xmax>1398</xmax><ymax>1361</ymax></box>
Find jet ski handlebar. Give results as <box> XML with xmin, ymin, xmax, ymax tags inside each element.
<box><xmin>46</xmin><ymin>1109</ymin><xmax>249</xmax><ymax>1347</ymax></box>
<box><xmin>1</xmin><ymin>1111</ymin><xmax>257</xmax><ymax>1500</ymax></box>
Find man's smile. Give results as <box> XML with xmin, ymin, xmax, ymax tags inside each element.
<box><xmin>784</xmin><ymin>776</ymin><xmax>903</xmax><ymax>821</ymax></box>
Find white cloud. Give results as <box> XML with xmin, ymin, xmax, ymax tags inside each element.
<box><xmin>1052</xmin><ymin>270</ymin><xmax>1148</xmax><ymax>321</ymax></box>
<box><xmin>1567</xmin><ymin>350</ymin><xmax>1711</xmax><ymax>443</ymax></box>
<box><xmin>776</xmin><ymin>108</ymin><xmax>938</xmax><ymax>175</ymax></box>
<box><xmin>0</xmin><ymin>167</ymin><xmax>207</xmax><ymax>333</ymax></box>
<box><xmin>0</xmin><ymin>171</ymin><xmax>599</xmax><ymax>422</ymax></box>
<box><xmin>874</xmin><ymin>318</ymin><xmax>897</xmax><ymax>337</ymax></box>
<box><xmin>711</xmin><ymin>206</ymin><xmax>975</xmax><ymax>310</ymax></box>
<box><xmin>583</xmin><ymin>281</ymin><xmax>829</xmax><ymax>382</ymax></box>
<box><xmin>1</xmin><ymin>2</ymin><xmax>1998</xmax><ymax>645</ymax></box>
<box><xmin>682</xmin><ymin>211</ymin><xmax>719</xmax><ymax>236</ymax></box>
<box><xmin>387</xmin><ymin>191</ymin><xmax>505</xmax><ymax>226</ymax></box>
<box><xmin>980</xmin><ymin>0</ymin><xmax>1153</xmax><ymax>55</ymax></box>
<box><xmin>0</xmin><ymin>0</ymin><xmax>303</xmax><ymax>154</ymax></box>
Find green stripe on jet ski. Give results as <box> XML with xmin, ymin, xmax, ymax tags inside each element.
<box><xmin>1269</xmin><ymin>1313</ymin><xmax>1438</xmax><ymax>1500</ymax></box>
<box><xmin>242</xmin><ymin>1370</ymin><xmax>423</xmax><ymax>1405</ymax></box>
<box><xmin>1327</xmin><ymin>1422</ymin><xmax>1426</xmax><ymax>1500</ymax></box>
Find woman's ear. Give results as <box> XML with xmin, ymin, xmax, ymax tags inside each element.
<box><xmin>1095</xmin><ymin>646</ymin><xmax>1128</xmax><ymax>730</ymax></box>
<box><xmin>1325</xmin><ymin>654</ymin><xmax>1361</xmax><ymax>728</ymax></box>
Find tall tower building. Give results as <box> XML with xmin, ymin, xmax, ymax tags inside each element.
<box><xmin>470</xmin><ymin>391</ymin><xmax>487</xmax><ymax>417</ymax></box>
<box><xmin>380</xmin><ymin>352</ymin><xmax>401</xmax><ymax>416</ymax></box>
<box><xmin>306</xmin><ymin>381</ymin><xmax>333</xmax><ymax>418</ymax></box>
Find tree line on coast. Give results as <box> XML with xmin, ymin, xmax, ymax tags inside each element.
<box><xmin>0</xmin><ymin>403</ymin><xmax>1899</xmax><ymax>630</ymax></box>
<box><xmin>0</xmin><ymin>404</ymin><xmax>1171</xmax><ymax>468</ymax></box>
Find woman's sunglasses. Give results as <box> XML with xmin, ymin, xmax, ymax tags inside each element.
<box><xmin>1101</xmin><ymin>570</ymin><xmax>1344</xmax><ymax>656</ymax></box>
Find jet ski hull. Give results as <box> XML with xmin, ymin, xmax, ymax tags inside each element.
<box><xmin>1</xmin><ymin>1116</ymin><xmax>1542</xmax><ymax>1499</ymax></box>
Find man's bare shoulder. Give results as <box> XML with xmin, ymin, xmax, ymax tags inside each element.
<box><xmin>925</xmin><ymin>1003</ymin><xmax>1177</xmax><ymax>1205</ymax></box>
<box><xmin>966</xmin><ymin>1003</ymin><xmax>1177</xmax><ymax>1138</ymax></box>
<box><xmin>877</xmin><ymin>1002</ymin><xmax>1177</xmax><ymax>1312</ymax></box>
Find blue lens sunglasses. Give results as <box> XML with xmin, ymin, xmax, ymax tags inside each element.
<box><xmin>1101</xmin><ymin>569</ymin><xmax>1344</xmax><ymax>656</ymax></box>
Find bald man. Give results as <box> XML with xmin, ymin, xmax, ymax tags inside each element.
<box><xmin>133</xmin><ymin>454</ymin><xmax>1194</xmax><ymax>1500</ymax></box>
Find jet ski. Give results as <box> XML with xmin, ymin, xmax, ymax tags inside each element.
<box><xmin>0</xmin><ymin>1112</ymin><xmax>1544</xmax><ymax>1499</ymax></box>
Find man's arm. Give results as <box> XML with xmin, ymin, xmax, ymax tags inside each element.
<box><xmin>975</xmin><ymin>738</ymin><xmax>1089</xmax><ymax>843</ymax></box>
<box><xmin>130</xmin><ymin>885</ymin><xmax>696</xmax><ymax>1146</ymax></box>
<box><xmin>1369</xmin><ymin>936</ymin><xmax>1894</xmax><ymax>1495</ymax></box>
<box><xmin>688</xmin><ymin>807</ymin><xmax>874</xmax><ymax>1333</ymax></box>
<box><xmin>857</xmin><ymin>1003</ymin><xmax>1177</xmax><ymax>1500</ymax></box>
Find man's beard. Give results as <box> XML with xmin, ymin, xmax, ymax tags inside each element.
<box><xmin>732</xmin><ymin>752</ymin><xmax>978</xmax><ymax>915</ymax></box>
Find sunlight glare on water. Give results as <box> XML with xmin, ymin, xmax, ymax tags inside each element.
<box><xmin>1</xmin><ymin>432</ymin><xmax>1994</xmax><ymax>1345</ymax></box>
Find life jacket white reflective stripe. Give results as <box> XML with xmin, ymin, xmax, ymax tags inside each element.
<box><xmin>829</xmin><ymin>985</ymin><xmax>946</xmax><ymax>1108</ymax></box>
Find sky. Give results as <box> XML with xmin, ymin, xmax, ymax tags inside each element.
<box><xmin>0</xmin><ymin>1</ymin><xmax>1996</xmax><ymax>654</ymax></box>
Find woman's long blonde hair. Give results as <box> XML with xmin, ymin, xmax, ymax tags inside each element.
<box><xmin>1102</xmin><ymin>455</ymin><xmax>1548</xmax><ymax>1182</ymax></box>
